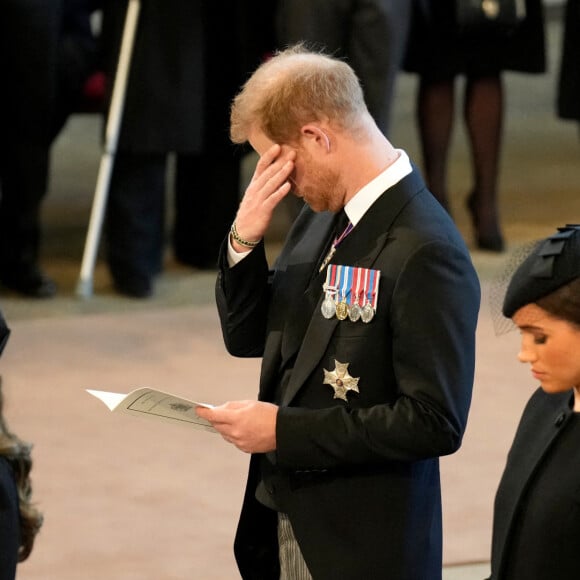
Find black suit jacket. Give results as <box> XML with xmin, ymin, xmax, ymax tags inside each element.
<box><xmin>216</xmin><ymin>166</ymin><xmax>481</xmax><ymax>579</ymax></box>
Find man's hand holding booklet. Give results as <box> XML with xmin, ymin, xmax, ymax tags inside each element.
<box><xmin>87</xmin><ymin>387</ymin><xmax>217</xmax><ymax>433</ymax></box>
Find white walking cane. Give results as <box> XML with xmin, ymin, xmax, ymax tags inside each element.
<box><xmin>76</xmin><ymin>0</ymin><xmax>140</xmax><ymax>298</ymax></box>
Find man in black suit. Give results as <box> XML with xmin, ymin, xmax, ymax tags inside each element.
<box><xmin>197</xmin><ymin>45</ymin><xmax>481</xmax><ymax>579</ymax></box>
<box><xmin>99</xmin><ymin>0</ymin><xmax>206</xmax><ymax>297</ymax></box>
<box><xmin>100</xmin><ymin>0</ymin><xmax>276</xmax><ymax>297</ymax></box>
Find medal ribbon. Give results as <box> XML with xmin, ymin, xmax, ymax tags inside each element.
<box><xmin>325</xmin><ymin>263</ymin><xmax>338</xmax><ymax>297</ymax></box>
<box><xmin>335</xmin><ymin>265</ymin><xmax>342</xmax><ymax>302</ymax></box>
<box><xmin>334</xmin><ymin>221</ymin><xmax>354</xmax><ymax>247</ymax></box>
<box><xmin>368</xmin><ymin>269</ymin><xmax>380</xmax><ymax>309</ymax></box>
<box><xmin>340</xmin><ymin>265</ymin><xmax>350</xmax><ymax>304</ymax></box>
<box><xmin>363</xmin><ymin>268</ymin><xmax>371</xmax><ymax>306</ymax></box>
<box><xmin>351</xmin><ymin>267</ymin><xmax>362</xmax><ymax>306</ymax></box>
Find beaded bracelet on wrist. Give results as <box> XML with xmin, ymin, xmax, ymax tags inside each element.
<box><xmin>230</xmin><ymin>221</ymin><xmax>261</xmax><ymax>248</ymax></box>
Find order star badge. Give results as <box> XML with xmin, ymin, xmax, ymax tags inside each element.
<box><xmin>323</xmin><ymin>360</ymin><xmax>360</xmax><ymax>402</ymax></box>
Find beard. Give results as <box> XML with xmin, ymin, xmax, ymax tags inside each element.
<box><xmin>295</xmin><ymin>162</ymin><xmax>344</xmax><ymax>213</ymax></box>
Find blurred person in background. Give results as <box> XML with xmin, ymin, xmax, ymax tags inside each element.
<box><xmin>100</xmin><ymin>0</ymin><xmax>276</xmax><ymax>298</ymax></box>
<box><xmin>404</xmin><ymin>0</ymin><xmax>546</xmax><ymax>253</ymax></box>
<box><xmin>557</xmin><ymin>0</ymin><xmax>580</xmax><ymax>134</ymax></box>
<box><xmin>0</xmin><ymin>0</ymin><xmax>62</xmax><ymax>298</ymax></box>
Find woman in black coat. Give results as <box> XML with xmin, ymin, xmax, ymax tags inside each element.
<box><xmin>488</xmin><ymin>224</ymin><xmax>580</xmax><ymax>579</ymax></box>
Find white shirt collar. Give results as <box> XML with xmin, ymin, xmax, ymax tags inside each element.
<box><xmin>344</xmin><ymin>149</ymin><xmax>412</xmax><ymax>226</ymax></box>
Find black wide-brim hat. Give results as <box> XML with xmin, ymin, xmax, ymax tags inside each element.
<box><xmin>503</xmin><ymin>224</ymin><xmax>580</xmax><ymax>318</ymax></box>
<box><xmin>0</xmin><ymin>308</ymin><xmax>9</xmax><ymax>357</ymax></box>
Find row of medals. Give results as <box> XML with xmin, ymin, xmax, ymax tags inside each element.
<box><xmin>321</xmin><ymin>292</ymin><xmax>375</xmax><ymax>323</ymax></box>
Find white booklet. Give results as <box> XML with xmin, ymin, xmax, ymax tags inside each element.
<box><xmin>87</xmin><ymin>387</ymin><xmax>217</xmax><ymax>433</ymax></box>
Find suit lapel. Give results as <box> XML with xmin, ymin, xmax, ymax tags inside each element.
<box><xmin>259</xmin><ymin>210</ymin><xmax>336</xmax><ymax>400</ymax></box>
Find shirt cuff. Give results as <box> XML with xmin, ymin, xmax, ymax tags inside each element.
<box><xmin>227</xmin><ymin>236</ymin><xmax>253</xmax><ymax>267</ymax></box>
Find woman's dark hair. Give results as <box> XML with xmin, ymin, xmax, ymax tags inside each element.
<box><xmin>0</xmin><ymin>377</ymin><xmax>43</xmax><ymax>561</ymax></box>
<box><xmin>536</xmin><ymin>277</ymin><xmax>580</xmax><ymax>327</ymax></box>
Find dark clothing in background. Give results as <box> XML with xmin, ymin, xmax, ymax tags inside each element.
<box><xmin>100</xmin><ymin>0</ymin><xmax>205</xmax><ymax>290</ymax></box>
<box><xmin>0</xmin><ymin>0</ymin><xmax>62</xmax><ymax>283</ymax></box>
<box><xmin>101</xmin><ymin>0</ymin><xmax>205</xmax><ymax>153</ymax></box>
<box><xmin>100</xmin><ymin>0</ymin><xmax>277</xmax><ymax>294</ymax></box>
<box><xmin>558</xmin><ymin>0</ymin><xmax>580</xmax><ymax>121</ymax></box>
<box><xmin>52</xmin><ymin>0</ymin><xmax>102</xmax><ymax>140</ymax></box>
<box><xmin>404</xmin><ymin>0</ymin><xmax>546</xmax><ymax>79</ymax></box>
<box><xmin>276</xmin><ymin>0</ymin><xmax>411</xmax><ymax>137</ymax></box>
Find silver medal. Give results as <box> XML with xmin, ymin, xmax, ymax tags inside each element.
<box><xmin>321</xmin><ymin>296</ymin><xmax>337</xmax><ymax>319</ymax></box>
<box><xmin>348</xmin><ymin>303</ymin><xmax>362</xmax><ymax>322</ymax></box>
<box><xmin>361</xmin><ymin>302</ymin><xmax>375</xmax><ymax>323</ymax></box>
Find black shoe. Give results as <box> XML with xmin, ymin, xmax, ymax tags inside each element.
<box><xmin>476</xmin><ymin>232</ymin><xmax>505</xmax><ymax>253</ymax></box>
<box><xmin>0</xmin><ymin>268</ymin><xmax>57</xmax><ymax>298</ymax></box>
<box><xmin>113</xmin><ymin>275</ymin><xmax>153</xmax><ymax>298</ymax></box>
<box><xmin>466</xmin><ymin>193</ymin><xmax>505</xmax><ymax>253</ymax></box>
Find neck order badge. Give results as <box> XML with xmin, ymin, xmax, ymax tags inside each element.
<box><xmin>319</xmin><ymin>216</ymin><xmax>354</xmax><ymax>273</ymax></box>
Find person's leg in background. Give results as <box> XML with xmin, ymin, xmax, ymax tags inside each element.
<box><xmin>105</xmin><ymin>152</ymin><xmax>166</xmax><ymax>298</ymax></box>
<box><xmin>464</xmin><ymin>73</ymin><xmax>505</xmax><ymax>252</ymax></box>
<box><xmin>0</xmin><ymin>142</ymin><xmax>56</xmax><ymax>297</ymax></box>
<box><xmin>417</xmin><ymin>73</ymin><xmax>505</xmax><ymax>251</ymax></box>
<box><xmin>416</xmin><ymin>77</ymin><xmax>456</xmax><ymax>213</ymax></box>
